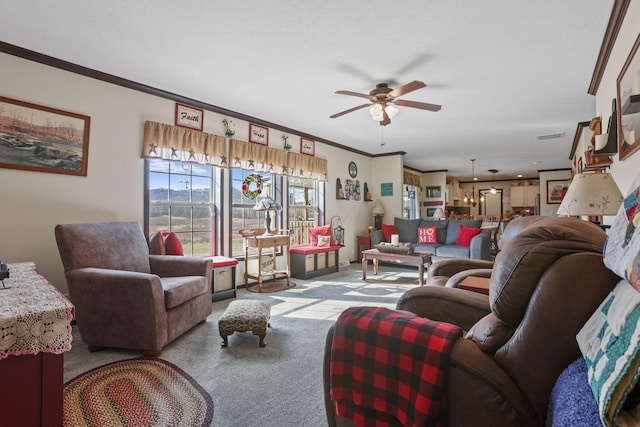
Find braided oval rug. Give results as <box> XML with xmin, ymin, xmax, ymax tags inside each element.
<box><xmin>63</xmin><ymin>357</ymin><xmax>213</xmax><ymax>427</ymax></box>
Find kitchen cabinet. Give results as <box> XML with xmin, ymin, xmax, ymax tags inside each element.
<box><xmin>510</xmin><ymin>185</ymin><xmax>539</xmax><ymax>206</ymax></box>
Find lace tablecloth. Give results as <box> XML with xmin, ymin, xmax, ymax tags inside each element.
<box><xmin>0</xmin><ymin>262</ymin><xmax>74</xmax><ymax>360</ymax></box>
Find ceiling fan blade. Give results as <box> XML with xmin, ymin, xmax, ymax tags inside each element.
<box><xmin>335</xmin><ymin>90</ymin><xmax>375</xmax><ymax>100</ymax></box>
<box><xmin>394</xmin><ymin>99</ymin><xmax>442</xmax><ymax>112</ymax></box>
<box><xmin>388</xmin><ymin>80</ymin><xmax>426</xmax><ymax>98</ymax></box>
<box><xmin>330</xmin><ymin>103</ymin><xmax>370</xmax><ymax>118</ymax></box>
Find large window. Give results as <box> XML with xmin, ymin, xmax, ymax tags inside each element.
<box><xmin>403</xmin><ymin>185</ymin><xmax>420</xmax><ymax>219</ymax></box>
<box><xmin>146</xmin><ymin>159</ymin><xmax>217</xmax><ymax>256</ymax></box>
<box><xmin>230</xmin><ymin>169</ymin><xmax>283</xmax><ymax>257</ymax></box>
<box><xmin>288</xmin><ymin>176</ymin><xmax>325</xmax><ymax>246</ymax></box>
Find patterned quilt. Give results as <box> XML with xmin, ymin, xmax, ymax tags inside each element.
<box><xmin>330</xmin><ymin>306</ymin><xmax>462</xmax><ymax>427</ymax></box>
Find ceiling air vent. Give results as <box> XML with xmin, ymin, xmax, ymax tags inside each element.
<box><xmin>536</xmin><ymin>132</ymin><xmax>565</xmax><ymax>141</ymax></box>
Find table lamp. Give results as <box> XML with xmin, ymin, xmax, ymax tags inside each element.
<box><xmin>556</xmin><ymin>172</ymin><xmax>623</xmax><ymax>225</ymax></box>
<box><xmin>253</xmin><ymin>196</ymin><xmax>282</xmax><ymax>235</ymax></box>
<box><xmin>371</xmin><ymin>201</ymin><xmax>385</xmax><ymax>230</ymax></box>
<box><xmin>433</xmin><ymin>207</ymin><xmax>445</xmax><ymax>220</ymax></box>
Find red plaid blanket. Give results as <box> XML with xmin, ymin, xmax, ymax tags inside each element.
<box><xmin>330</xmin><ymin>307</ymin><xmax>462</xmax><ymax>427</ymax></box>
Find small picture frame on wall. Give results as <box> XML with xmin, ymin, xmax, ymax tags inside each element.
<box><xmin>546</xmin><ymin>180</ymin><xmax>568</xmax><ymax>204</ymax></box>
<box><xmin>300</xmin><ymin>137</ymin><xmax>315</xmax><ymax>156</ymax></box>
<box><xmin>426</xmin><ymin>186</ymin><xmax>442</xmax><ymax>198</ymax></box>
<box><xmin>175</xmin><ymin>103</ymin><xmax>203</xmax><ymax>131</ymax></box>
<box><xmin>616</xmin><ymin>33</ymin><xmax>640</xmax><ymax>161</ymax></box>
<box><xmin>381</xmin><ymin>182</ymin><xmax>393</xmax><ymax>196</ymax></box>
<box><xmin>249</xmin><ymin>123</ymin><xmax>269</xmax><ymax>145</ymax></box>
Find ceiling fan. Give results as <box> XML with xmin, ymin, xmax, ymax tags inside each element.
<box><xmin>330</xmin><ymin>80</ymin><xmax>441</xmax><ymax>126</ymax></box>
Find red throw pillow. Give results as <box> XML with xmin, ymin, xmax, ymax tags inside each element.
<box><xmin>381</xmin><ymin>224</ymin><xmax>398</xmax><ymax>242</ymax></box>
<box><xmin>418</xmin><ymin>226</ymin><xmax>438</xmax><ymax>244</ymax></box>
<box><xmin>456</xmin><ymin>225</ymin><xmax>482</xmax><ymax>247</ymax></box>
<box><xmin>161</xmin><ymin>231</ymin><xmax>184</xmax><ymax>255</ymax></box>
<box><xmin>309</xmin><ymin>225</ymin><xmax>336</xmax><ymax>246</ymax></box>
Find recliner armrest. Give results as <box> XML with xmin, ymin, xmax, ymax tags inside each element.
<box><xmin>427</xmin><ymin>258</ymin><xmax>495</xmax><ymax>279</ymax></box>
<box><xmin>396</xmin><ymin>286</ymin><xmax>490</xmax><ymax>331</ymax></box>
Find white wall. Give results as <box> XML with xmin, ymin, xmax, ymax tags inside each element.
<box><xmin>0</xmin><ymin>52</ymin><xmax>386</xmax><ymax>291</ymax></box>
<box><xmin>594</xmin><ymin>3</ymin><xmax>640</xmax><ymax>194</ymax></box>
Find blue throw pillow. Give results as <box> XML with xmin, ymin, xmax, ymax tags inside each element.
<box><xmin>393</xmin><ymin>217</ymin><xmax>421</xmax><ymax>243</ymax></box>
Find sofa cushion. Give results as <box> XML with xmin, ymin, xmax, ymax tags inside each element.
<box><xmin>445</xmin><ymin>219</ymin><xmax>483</xmax><ymax>245</ymax></box>
<box><xmin>381</xmin><ymin>224</ymin><xmax>399</xmax><ymax>242</ymax></box>
<box><xmin>420</xmin><ymin>219</ymin><xmax>448</xmax><ymax>243</ymax></box>
<box><xmin>456</xmin><ymin>225</ymin><xmax>482</xmax><ymax>247</ymax></box>
<box><xmin>148</xmin><ymin>232</ymin><xmax>166</xmax><ymax>255</ymax></box>
<box><xmin>435</xmin><ymin>245</ymin><xmax>469</xmax><ymax>258</ymax></box>
<box><xmin>309</xmin><ymin>225</ymin><xmax>336</xmax><ymax>246</ymax></box>
<box><xmin>415</xmin><ymin>243</ymin><xmax>440</xmax><ymax>254</ymax></box>
<box><xmin>161</xmin><ymin>231</ymin><xmax>184</xmax><ymax>256</ymax></box>
<box><xmin>418</xmin><ymin>226</ymin><xmax>439</xmax><ymax>244</ymax></box>
<box><xmin>394</xmin><ymin>218</ymin><xmax>422</xmax><ymax>243</ymax></box>
<box><xmin>161</xmin><ymin>276</ymin><xmax>208</xmax><ymax>309</ymax></box>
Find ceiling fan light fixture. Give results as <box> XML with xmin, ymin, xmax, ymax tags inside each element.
<box><xmin>385</xmin><ymin>104</ymin><xmax>399</xmax><ymax>119</ymax></box>
<box><xmin>369</xmin><ymin>104</ymin><xmax>384</xmax><ymax>121</ymax></box>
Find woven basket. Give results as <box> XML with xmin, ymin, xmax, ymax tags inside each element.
<box><xmin>374</xmin><ymin>244</ymin><xmax>415</xmax><ymax>255</ymax></box>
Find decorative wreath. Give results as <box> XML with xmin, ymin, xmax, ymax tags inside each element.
<box><xmin>242</xmin><ymin>173</ymin><xmax>263</xmax><ymax>199</ymax></box>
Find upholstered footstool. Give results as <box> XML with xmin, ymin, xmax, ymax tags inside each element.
<box><xmin>218</xmin><ymin>300</ymin><xmax>271</xmax><ymax>348</ymax></box>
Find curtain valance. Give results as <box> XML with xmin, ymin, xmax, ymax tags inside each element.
<box><xmin>286</xmin><ymin>152</ymin><xmax>328</xmax><ymax>181</ymax></box>
<box><xmin>141</xmin><ymin>121</ymin><xmax>327</xmax><ymax>181</ymax></box>
<box><xmin>403</xmin><ymin>171</ymin><xmax>421</xmax><ymax>187</ymax></box>
<box><xmin>229</xmin><ymin>139</ymin><xmax>288</xmax><ymax>174</ymax></box>
<box><xmin>142</xmin><ymin>121</ymin><xmax>228</xmax><ymax>167</ymax></box>
<box><xmin>230</xmin><ymin>139</ymin><xmax>327</xmax><ymax>181</ymax></box>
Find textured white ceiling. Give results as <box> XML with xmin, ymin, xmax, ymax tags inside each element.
<box><xmin>0</xmin><ymin>0</ymin><xmax>614</xmax><ymax>180</ymax></box>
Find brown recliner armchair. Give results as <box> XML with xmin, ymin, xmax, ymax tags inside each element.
<box><xmin>55</xmin><ymin>221</ymin><xmax>212</xmax><ymax>356</ymax></box>
<box><xmin>425</xmin><ymin>216</ymin><xmax>548</xmax><ymax>288</ymax></box>
<box><xmin>323</xmin><ymin>217</ymin><xmax>620</xmax><ymax>426</ymax></box>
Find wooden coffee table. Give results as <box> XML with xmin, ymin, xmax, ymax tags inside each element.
<box><xmin>361</xmin><ymin>249</ymin><xmax>432</xmax><ymax>286</ymax></box>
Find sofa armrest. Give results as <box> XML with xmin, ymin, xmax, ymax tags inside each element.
<box><xmin>149</xmin><ymin>255</ymin><xmax>212</xmax><ymax>277</ymax></box>
<box><xmin>470</xmin><ymin>229</ymin><xmax>492</xmax><ymax>260</ymax></box>
<box><xmin>65</xmin><ymin>267</ymin><xmax>168</xmax><ymax>348</ymax></box>
<box><xmin>396</xmin><ymin>286</ymin><xmax>490</xmax><ymax>331</ymax></box>
<box><xmin>427</xmin><ymin>258</ymin><xmax>495</xmax><ymax>279</ymax></box>
<box><xmin>370</xmin><ymin>230</ymin><xmax>385</xmax><ymax>246</ymax></box>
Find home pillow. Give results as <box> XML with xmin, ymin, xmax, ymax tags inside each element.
<box><xmin>603</xmin><ymin>172</ymin><xmax>640</xmax><ymax>292</ymax></box>
<box><xmin>148</xmin><ymin>232</ymin><xmax>166</xmax><ymax>255</ymax></box>
<box><xmin>417</xmin><ymin>226</ymin><xmax>438</xmax><ymax>244</ymax></box>
<box><xmin>381</xmin><ymin>224</ymin><xmax>398</xmax><ymax>242</ymax></box>
<box><xmin>309</xmin><ymin>225</ymin><xmax>336</xmax><ymax>246</ymax></box>
<box><xmin>576</xmin><ymin>280</ymin><xmax>640</xmax><ymax>426</ymax></box>
<box><xmin>456</xmin><ymin>225</ymin><xmax>482</xmax><ymax>247</ymax></box>
<box><xmin>161</xmin><ymin>231</ymin><xmax>184</xmax><ymax>256</ymax></box>
<box><xmin>318</xmin><ymin>235</ymin><xmax>331</xmax><ymax>247</ymax></box>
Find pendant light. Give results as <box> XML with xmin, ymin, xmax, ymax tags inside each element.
<box><xmin>463</xmin><ymin>159</ymin><xmax>478</xmax><ymax>207</ymax></box>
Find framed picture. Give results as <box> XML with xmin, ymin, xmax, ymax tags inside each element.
<box><xmin>249</xmin><ymin>123</ymin><xmax>269</xmax><ymax>145</ymax></box>
<box><xmin>426</xmin><ymin>186</ymin><xmax>442</xmax><ymax>198</ymax></box>
<box><xmin>616</xmin><ymin>33</ymin><xmax>640</xmax><ymax>161</ymax></box>
<box><xmin>381</xmin><ymin>182</ymin><xmax>393</xmax><ymax>196</ymax></box>
<box><xmin>300</xmin><ymin>137</ymin><xmax>315</xmax><ymax>155</ymax></box>
<box><xmin>175</xmin><ymin>103</ymin><xmax>203</xmax><ymax>131</ymax></box>
<box><xmin>0</xmin><ymin>96</ymin><xmax>91</xmax><ymax>176</ymax></box>
<box><xmin>546</xmin><ymin>180</ymin><xmax>568</xmax><ymax>204</ymax></box>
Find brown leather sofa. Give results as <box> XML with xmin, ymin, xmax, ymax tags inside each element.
<box><xmin>323</xmin><ymin>217</ymin><xmax>620</xmax><ymax>426</ymax></box>
<box><xmin>55</xmin><ymin>221</ymin><xmax>212</xmax><ymax>356</ymax></box>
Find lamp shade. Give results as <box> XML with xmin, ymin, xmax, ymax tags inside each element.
<box><xmin>556</xmin><ymin>173</ymin><xmax>623</xmax><ymax>216</ymax></box>
<box><xmin>371</xmin><ymin>202</ymin><xmax>385</xmax><ymax>215</ymax></box>
<box><xmin>253</xmin><ymin>196</ymin><xmax>282</xmax><ymax>211</ymax></box>
<box><xmin>432</xmin><ymin>208</ymin><xmax>445</xmax><ymax>219</ymax></box>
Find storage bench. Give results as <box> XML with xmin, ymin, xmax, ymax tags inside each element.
<box><xmin>206</xmin><ymin>256</ymin><xmax>239</xmax><ymax>301</ymax></box>
<box><xmin>290</xmin><ymin>245</ymin><xmax>340</xmax><ymax>279</ymax></box>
